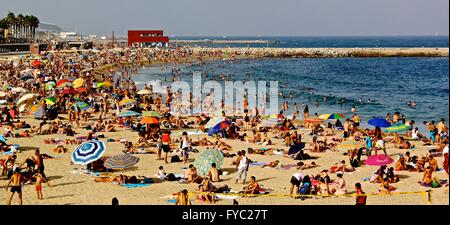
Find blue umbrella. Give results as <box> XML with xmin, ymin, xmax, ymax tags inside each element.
<box><xmin>368</xmin><ymin>118</ymin><xmax>391</xmax><ymax>128</ymax></box>
<box><xmin>71</xmin><ymin>140</ymin><xmax>106</xmax><ymax>165</ymax></box>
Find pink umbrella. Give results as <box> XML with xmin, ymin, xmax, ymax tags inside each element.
<box><xmin>364</xmin><ymin>154</ymin><xmax>394</xmax><ymax>166</ymax></box>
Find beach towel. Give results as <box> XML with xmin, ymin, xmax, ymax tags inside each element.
<box><xmin>216</xmin><ymin>194</ymin><xmax>239</xmax><ymax>200</ymax></box>
<box><xmin>121</xmin><ymin>183</ymin><xmax>152</xmax><ymax>188</ymax></box>
<box><xmin>0</xmin><ymin>150</ymin><xmax>15</xmax><ymax>155</ymax></box>
<box><xmin>167</xmin><ymin>199</ymin><xmax>177</xmax><ymax>203</ymax></box>
<box><xmin>361</xmin><ymin>177</ymin><xmax>371</xmax><ymax>181</ymax></box>
<box><xmin>249</xmin><ymin>162</ymin><xmax>269</xmax><ymax>166</ymax></box>
<box><xmin>280</xmin><ymin>164</ymin><xmax>297</xmax><ymax>170</ymax></box>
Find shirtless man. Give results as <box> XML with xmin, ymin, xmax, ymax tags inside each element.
<box><xmin>33</xmin><ymin>172</ymin><xmax>50</xmax><ymax>200</ymax></box>
<box><xmin>243</xmin><ymin>176</ymin><xmax>260</xmax><ymax>195</ymax></box>
<box><xmin>1</xmin><ymin>154</ymin><xmax>17</xmax><ymax>176</ymax></box>
<box><xmin>6</xmin><ymin>168</ymin><xmax>24</xmax><ymax>205</ymax></box>
<box><xmin>207</xmin><ymin>163</ymin><xmax>220</xmax><ymax>182</ymax></box>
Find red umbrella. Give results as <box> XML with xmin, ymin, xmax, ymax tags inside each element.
<box><xmin>31</xmin><ymin>60</ymin><xmax>41</xmax><ymax>68</ymax></box>
<box><xmin>57</xmin><ymin>79</ymin><xmax>71</xmax><ymax>87</ymax></box>
<box><xmin>61</xmin><ymin>88</ymin><xmax>77</xmax><ymax>95</ymax></box>
<box><xmin>364</xmin><ymin>154</ymin><xmax>394</xmax><ymax>166</ymax></box>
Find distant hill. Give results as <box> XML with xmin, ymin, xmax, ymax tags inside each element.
<box><xmin>37</xmin><ymin>23</ymin><xmax>63</xmax><ymax>32</ymax></box>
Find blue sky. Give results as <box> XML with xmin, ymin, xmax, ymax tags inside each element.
<box><xmin>1</xmin><ymin>0</ymin><xmax>448</xmax><ymax>36</ymax></box>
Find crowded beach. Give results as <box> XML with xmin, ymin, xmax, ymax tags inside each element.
<box><xmin>0</xmin><ymin>45</ymin><xmax>448</xmax><ymax>205</ymax></box>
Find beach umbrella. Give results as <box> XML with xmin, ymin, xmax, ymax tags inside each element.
<box><xmin>75</xmin><ymin>87</ymin><xmax>88</xmax><ymax>93</ymax></box>
<box><xmin>137</xmin><ymin>89</ymin><xmax>151</xmax><ymax>95</ymax></box>
<box><xmin>45</xmin><ymin>82</ymin><xmax>56</xmax><ymax>91</ymax></box>
<box><xmin>45</xmin><ymin>97</ymin><xmax>56</xmax><ymax>106</ymax></box>
<box><xmin>57</xmin><ymin>79</ymin><xmax>71</xmax><ymax>87</ymax></box>
<box><xmin>364</xmin><ymin>154</ymin><xmax>394</xmax><ymax>166</ymax></box>
<box><xmin>71</xmin><ymin>140</ymin><xmax>106</xmax><ymax>165</ymax></box>
<box><xmin>319</xmin><ymin>114</ymin><xmax>331</xmax><ymax>120</ymax></box>
<box><xmin>71</xmin><ymin>102</ymin><xmax>91</xmax><ymax>111</ymax></box>
<box><xmin>383</xmin><ymin>124</ymin><xmax>412</xmax><ymax>133</ymax></box>
<box><xmin>119</xmin><ymin>98</ymin><xmax>136</xmax><ymax>106</ymax></box>
<box><xmin>140</xmin><ymin>117</ymin><xmax>159</xmax><ymax>124</ymax></box>
<box><xmin>194</xmin><ymin>148</ymin><xmax>224</xmax><ymax>175</ymax></box>
<box><xmin>0</xmin><ymin>135</ymin><xmax>6</xmax><ymax>143</ymax></box>
<box><xmin>11</xmin><ymin>87</ymin><xmax>27</xmax><ymax>93</ymax></box>
<box><xmin>205</xmin><ymin>117</ymin><xmax>224</xmax><ymax>129</ymax></box>
<box><xmin>61</xmin><ymin>88</ymin><xmax>78</xmax><ymax>95</ymax></box>
<box><xmin>304</xmin><ymin>117</ymin><xmax>324</xmax><ymax>123</ymax></box>
<box><xmin>31</xmin><ymin>60</ymin><xmax>41</xmax><ymax>68</ymax></box>
<box><xmin>17</xmin><ymin>93</ymin><xmax>38</xmax><ymax>106</ymax></box>
<box><xmin>33</xmin><ymin>106</ymin><xmax>46</xmax><ymax>119</ymax></box>
<box><xmin>19</xmin><ymin>104</ymin><xmax>29</xmax><ymax>113</ymax></box>
<box><xmin>20</xmin><ymin>75</ymin><xmax>34</xmax><ymax>81</ymax></box>
<box><xmin>336</xmin><ymin>140</ymin><xmax>363</xmax><ymax>151</ymax></box>
<box><xmin>368</xmin><ymin>118</ymin><xmax>391</xmax><ymax>128</ymax></box>
<box><xmin>104</xmin><ymin>154</ymin><xmax>140</xmax><ymax>169</ymax></box>
<box><xmin>142</xmin><ymin>111</ymin><xmax>161</xmax><ymax>117</ymax></box>
<box><xmin>208</xmin><ymin>120</ymin><xmax>231</xmax><ymax>136</ymax></box>
<box><xmin>73</xmin><ymin>78</ymin><xmax>84</xmax><ymax>88</ymax></box>
<box><xmin>118</xmin><ymin>110</ymin><xmax>141</xmax><ymax>117</ymax></box>
<box><xmin>326</xmin><ymin>113</ymin><xmax>345</xmax><ymax>120</ymax></box>
<box><xmin>97</xmin><ymin>81</ymin><xmax>112</xmax><ymax>88</ymax></box>
<box><xmin>29</xmin><ymin>104</ymin><xmax>40</xmax><ymax>113</ymax></box>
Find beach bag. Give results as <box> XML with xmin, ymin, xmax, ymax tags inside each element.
<box><xmin>166</xmin><ymin>173</ymin><xmax>177</xmax><ymax>181</ymax></box>
<box><xmin>299</xmin><ymin>182</ymin><xmax>311</xmax><ymax>195</ymax></box>
<box><xmin>170</xmin><ymin>155</ymin><xmax>181</xmax><ymax>163</ymax></box>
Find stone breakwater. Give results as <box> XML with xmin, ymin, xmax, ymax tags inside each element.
<box><xmin>192</xmin><ymin>47</ymin><xmax>449</xmax><ymax>58</ymax></box>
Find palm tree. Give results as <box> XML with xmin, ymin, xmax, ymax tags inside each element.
<box><xmin>6</xmin><ymin>11</ymin><xmax>16</xmax><ymax>39</ymax></box>
<box><xmin>17</xmin><ymin>14</ymin><xmax>24</xmax><ymax>39</ymax></box>
<box><xmin>0</xmin><ymin>18</ymin><xmax>7</xmax><ymax>42</ymax></box>
<box><xmin>30</xmin><ymin>15</ymin><xmax>40</xmax><ymax>41</ymax></box>
<box><xmin>24</xmin><ymin>15</ymin><xmax>32</xmax><ymax>41</ymax></box>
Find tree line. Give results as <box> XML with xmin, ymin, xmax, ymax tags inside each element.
<box><xmin>0</xmin><ymin>11</ymin><xmax>40</xmax><ymax>43</ymax></box>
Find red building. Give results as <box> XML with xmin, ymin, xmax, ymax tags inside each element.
<box><xmin>128</xmin><ymin>30</ymin><xmax>169</xmax><ymax>47</ymax></box>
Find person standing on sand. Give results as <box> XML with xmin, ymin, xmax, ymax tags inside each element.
<box><xmin>161</xmin><ymin>131</ymin><xmax>171</xmax><ymax>164</ymax></box>
<box><xmin>235</xmin><ymin>150</ymin><xmax>250</xmax><ymax>184</ymax></box>
<box><xmin>5</xmin><ymin>168</ymin><xmax>24</xmax><ymax>205</ymax></box>
<box><xmin>33</xmin><ymin>172</ymin><xmax>50</xmax><ymax>200</ymax></box>
<box><xmin>355</xmin><ymin>183</ymin><xmax>367</xmax><ymax>205</ymax></box>
<box><xmin>33</xmin><ymin>149</ymin><xmax>47</xmax><ymax>180</ymax></box>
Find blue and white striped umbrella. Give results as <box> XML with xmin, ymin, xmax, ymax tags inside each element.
<box><xmin>71</xmin><ymin>140</ymin><xmax>106</xmax><ymax>165</ymax></box>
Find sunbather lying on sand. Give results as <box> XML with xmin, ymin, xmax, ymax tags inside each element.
<box><xmin>296</xmin><ymin>161</ymin><xmax>319</xmax><ymax>170</ymax></box>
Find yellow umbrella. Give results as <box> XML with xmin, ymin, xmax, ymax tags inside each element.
<box><xmin>73</xmin><ymin>78</ymin><xmax>84</xmax><ymax>88</ymax></box>
<box><xmin>319</xmin><ymin>114</ymin><xmax>331</xmax><ymax>120</ymax></box>
<box><xmin>102</xmin><ymin>81</ymin><xmax>112</xmax><ymax>87</ymax></box>
<box><xmin>30</xmin><ymin>104</ymin><xmax>40</xmax><ymax>113</ymax></box>
<box><xmin>119</xmin><ymin>98</ymin><xmax>136</xmax><ymax>106</ymax></box>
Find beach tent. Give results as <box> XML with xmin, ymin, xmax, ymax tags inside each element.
<box><xmin>383</xmin><ymin>124</ymin><xmax>411</xmax><ymax>133</ymax></box>
<box><xmin>208</xmin><ymin>120</ymin><xmax>231</xmax><ymax>137</ymax></box>
<box><xmin>288</xmin><ymin>142</ymin><xmax>306</xmax><ymax>155</ymax></box>
<box><xmin>104</xmin><ymin>154</ymin><xmax>140</xmax><ymax>170</ymax></box>
<box><xmin>364</xmin><ymin>154</ymin><xmax>394</xmax><ymax>166</ymax></box>
<box><xmin>193</xmin><ymin>148</ymin><xmax>224</xmax><ymax>175</ymax></box>
<box><xmin>71</xmin><ymin>140</ymin><xmax>106</xmax><ymax>165</ymax></box>
<box><xmin>368</xmin><ymin>118</ymin><xmax>391</xmax><ymax>128</ymax></box>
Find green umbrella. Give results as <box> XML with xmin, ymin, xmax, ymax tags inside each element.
<box><xmin>45</xmin><ymin>97</ymin><xmax>56</xmax><ymax>105</ymax></box>
<box><xmin>45</xmin><ymin>82</ymin><xmax>56</xmax><ymax>91</ymax></box>
<box><xmin>142</xmin><ymin>111</ymin><xmax>161</xmax><ymax>117</ymax></box>
<box><xmin>383</xmin><ymin>124</ymin><xmax>411</xmax><ymax>133</ymax></box>
<box><xmin>193</xmin><ymin>148</ymin><xmax>224</xmax><ymax>175</ymax></box>
<box><xmin>71</xmin><ymin>102</ymin><xmax>91</xmax><ymax>111</ymax></box>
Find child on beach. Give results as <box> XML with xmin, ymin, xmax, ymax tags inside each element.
<box><xmin>33</xmin><ymin>172</ymin><xmax>50</xmax><ymax>200</ymax></box>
